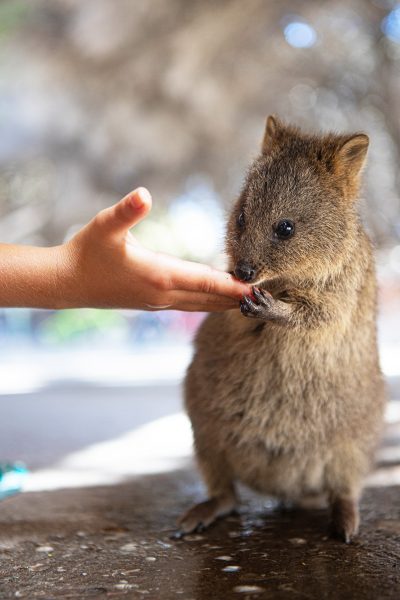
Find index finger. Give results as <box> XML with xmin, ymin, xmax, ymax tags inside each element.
<box><xmin>155</xmin><ymin>253</ymin><xmax>251</xmax><ymax>299</ymax></box>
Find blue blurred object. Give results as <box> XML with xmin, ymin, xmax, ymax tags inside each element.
<box><xmin>283</xmin><ymin>18</ymin><xmax>317</xmax><ymax>48</ymax></box>
<box><xmin>382</xmin><ymin>5</ymin><xmax>400</xmax><ymax>44</ymax></box>
<box><xmin>0</xmin><ymin>462</ymin><xmax>28</xmax><ymax>500</ymax></box>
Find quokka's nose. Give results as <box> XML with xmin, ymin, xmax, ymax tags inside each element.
<box><xmin>234</xmin><ymin>261</ymin><xmax>256</xmax><ymax>282</ymax></box>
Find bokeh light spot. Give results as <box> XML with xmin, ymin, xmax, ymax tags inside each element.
<box><xmin>381</xmin><ymin>6</ymin><xmax>400</xmax><ymax>43</ymax></box>
<box><xmin>283</xmin><ymin>20</ymin><xmax>317</xmax><ymax>48</ymax></box>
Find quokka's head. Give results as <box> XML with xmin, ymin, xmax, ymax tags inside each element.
<box><xmin>226</xmin><ymin>116</ymin><xmax>369</xmax><ymax>285</ymax></box>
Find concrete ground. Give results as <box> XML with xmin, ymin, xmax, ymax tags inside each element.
<box><xmin>1</xmin><ymin>380</ymin><xmax>400</xmax><ymax>599</ymax></box>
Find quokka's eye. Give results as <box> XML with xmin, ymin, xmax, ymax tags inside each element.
<box><xmin>274</xmin><ymin>219</ymin><xmax>295</xmax><ymax>239</ymax></box>
<box><xmin>237</xmin><ymin>212</ymin><xmax>245</xmax><ymax>228</ymax></box>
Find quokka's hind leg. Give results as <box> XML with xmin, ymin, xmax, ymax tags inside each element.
<box><xmin>330</xmin><ymin>496</ymin><xmax>360</xmax><ymax>544</ymax></box>
<box><xmin>178</xmin><ymin>448</ymin><xmax>237</xmax><ymax>535</ymax></box>
<box><xmin>325</xmin><ymin>446</ymin><xmax>365</xmax><ymax>543</ymax></box>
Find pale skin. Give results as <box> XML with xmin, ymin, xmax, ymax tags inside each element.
<box><xmin>0</xmin><ymin>187</ymin><xmax>251</xmax><ymax>311</ymax></box>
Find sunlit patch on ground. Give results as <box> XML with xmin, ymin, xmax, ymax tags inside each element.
<box><xmin>19</xmin><ymin>399</ymin><xmax>400</xmax><ymax>493</ymax></box>
<box><xmin>23</xmin><ymin>413</ymin><xmax>193</xmax><ymax>492</ymax></box>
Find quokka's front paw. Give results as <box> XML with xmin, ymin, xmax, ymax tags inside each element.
<box><xmin>176</xmin><ymin>495</ymin><xmax>236</xmax><ymax>537</ymax></box>
<box><xmin>240</xmin><ymin>287</ymin><xmax>273</xmax><ymax>319</ymax></box>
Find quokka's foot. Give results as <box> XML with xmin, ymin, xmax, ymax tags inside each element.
<box><xmin>330</xmin><ymin>497</ymin><xmax>359</xmax><ymax>544</ymax></box>
<box><xmin>177</xmin><ymin>495</ymin><xmax>236</xmax><ymax>536</ymax></box>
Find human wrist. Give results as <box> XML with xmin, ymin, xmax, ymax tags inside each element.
<box><xmin>28</xmin><ymin>244</ymin><xmax>78</xmax><ymax>310</ymax></box>
<box><xmin>50</xmin><ymin>241</ymin><xmax>87</xmax><ymax>309</ymax></box>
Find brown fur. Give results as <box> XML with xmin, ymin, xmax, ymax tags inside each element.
<box><xmin>179</xmin><ymin>117</ymin><xmax>386</xmax><ymax>542</ymax></box>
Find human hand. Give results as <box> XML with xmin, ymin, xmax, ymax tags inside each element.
<box><xmin>60</xmin><ymin>188</ymin><xmax>251</xmax><ymax>311</ymax></box>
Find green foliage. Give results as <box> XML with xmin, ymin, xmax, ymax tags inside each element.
<box><xmin>0</xmin><ymin>1</ymin><xmax>30</xmax><ymax>37</ymax></box>
<box><xmin>39</xmin><ymin>309</ymin><xmax>128</xmax><ymax>344</ymax></box>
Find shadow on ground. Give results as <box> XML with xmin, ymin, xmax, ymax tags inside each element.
<box><xmin>1</xmin><ymin>467</ymin><xmax>399</xmax><ymax>599</ymax></box>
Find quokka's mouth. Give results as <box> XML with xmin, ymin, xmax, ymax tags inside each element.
<box><xmin>252</xmin><ymin>271</ymin><xmax>277</xmax><ymax>287</ymax></box>
<box><xmin>252</xmin><ymin>275</ymin><xmax>269</xmax><ymax>286</ymax></box>
<box><xmin>229</xmin><ymin>269</ymin><xmax>274</xmax><ymax>287</ymax></box>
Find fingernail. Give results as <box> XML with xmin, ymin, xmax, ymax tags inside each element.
<box><xmin>131</xmin><ymin>187</ymin><xmax>151</xmax><ymax>208</ymax></box>
<box><xmin>130</xmin><ymin>190</ymin><xmax>143</xmax><ymax>208</ymax></box>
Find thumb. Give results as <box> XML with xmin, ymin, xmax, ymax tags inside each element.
<box><xmin>96</xmin><ymin>187</ymin><xmax>152</xmax><ymax>238</ymax></box>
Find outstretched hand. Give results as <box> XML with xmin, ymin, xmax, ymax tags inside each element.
<box><xmin>61</xmin><ymin>188</ymin><xmax>250</xmax><ymax>311</ymax></box>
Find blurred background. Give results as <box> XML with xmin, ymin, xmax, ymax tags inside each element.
<box><xmin>0</xmin><ymin>0</ymin><xmax>399</xmax><ymax>491</ymax></box>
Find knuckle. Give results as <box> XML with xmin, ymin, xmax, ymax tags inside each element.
<box><xmin>93</xmin><ymin>208</ymin><xmax>110</xmax><ymax>230</ymax></box>
<box><xmin>94</xmin><ymin>201</ymin><xmax>127</xmax><ymax>232</ymax></box>
<box><xmin>153</xmin><ymin>274</ymin><xmax>173</xmax><ymax>293</ymax></box>
<box><xmin>114</xmin><ymin>200</ymin><xmax>128</xmax><ymax>223</ymax></box>
<box><xmin>199</xmin><ymin>276</ymin><xmax>215</xmax><ymax>295</ymax></box>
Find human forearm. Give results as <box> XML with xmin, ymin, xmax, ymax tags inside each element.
<box><xmin>0</xmin><ymin>243</ymin><xmax>75</xmax><ymax>309</ymax></box>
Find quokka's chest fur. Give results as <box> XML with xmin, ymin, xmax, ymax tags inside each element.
<box><xmin>186</xmin><ymin>304</ymin><xmax>381</xmax><ymax>457</ymax></box>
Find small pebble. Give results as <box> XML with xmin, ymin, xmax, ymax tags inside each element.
<box><xmin>222</xmin><ymin>565</ymin><xmax>241</xmax><ymax>573</ymax></box>
<box><xmin>120</xmin><ymin>543</ymin><xmax>137</xmax><ymax>553</ymax></box>
<box><xmin>145</xmin><ymin>556</ymin><xmax>156</xmax><ymax>562</ymax></box>
<box><xmin>28</xmin><ymin>563</ymin><xmax>44</xmax><ymax>571</ymax></box>
<box><xmin>233</xmin><ymin>585</ymin><xmax>265</xmax><ymax>594</ymax></box>
<box><xmin>157</xmin><ymin>540</ymin><xmax>172</xmax><ymax>549</ymax></box>
<box><xmin>36</xmin><ymin>546</ymin><xmax>54</xmax><ymax>553</ymax></box>
<box><xmin>114</xmin><ymin>583</ymin><xmax>137</xmax><ymax>590</ymax></box>
<box><xmin>288</xmin><ymin>538</ymin><xmax>307</xmax><ymax>545</ymax></box>
<box><xmin>228</xmin><ymin>531</ymin><xmax>241</xmax><ymax>538</ymax></box>
<box><xmin>216</xmin><ymin>555</ymin><xmax>233</xmax><ymax>561</ymax></box>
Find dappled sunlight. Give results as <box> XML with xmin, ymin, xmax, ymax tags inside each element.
<box><xmin>367</xmin><ymin>466</ymin><xmax>400</xmax><ymax>488</ymax></box>
<box><xmin>23</xmin><ymin>412</ymin><xmax>193</xmax><ymax>492</ymax></box>
<box><xmin>20</xmin><ymin>401</ymin><xmax>400</xmax><ymax>492</ymax></box>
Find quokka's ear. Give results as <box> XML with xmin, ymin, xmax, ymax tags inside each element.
<box><xmin>336</xmin><ymin>134</ymin><xmax>369</xmax><ymax>177</ymax></box>
<box><xmin>262</xmin><ymin>115</ymin><xmax>283</xmax><ymax>153</ymax></box>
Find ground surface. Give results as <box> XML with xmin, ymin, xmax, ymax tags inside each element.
<box><xmin>1</xmin><ymin>381</ymin><xmax>400</xmax><ymax>599</ymax></box>
<box><xmin>1</xmin><ymin>470</ymin><xmax>400</xmax><ymax>599</ymax></box>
